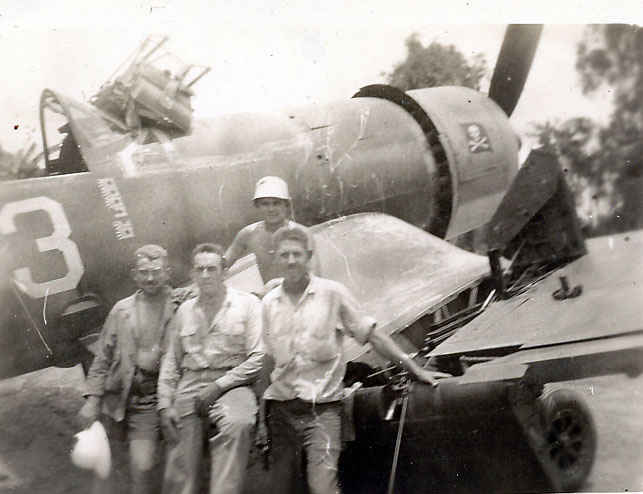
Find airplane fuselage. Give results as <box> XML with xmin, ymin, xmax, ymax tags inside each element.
<box><xmin>1</xmin><ymin>84</ymin><xmax>519</xmax><ymax>377</ymax></box>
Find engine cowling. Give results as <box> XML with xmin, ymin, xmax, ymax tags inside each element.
<box><xmin>172</xmin><ymin>84</ymin><xmax>519</xmax><ymax>238</ymax></box>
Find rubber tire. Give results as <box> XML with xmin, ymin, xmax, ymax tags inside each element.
<box><xmin>538</xmin><ymin>389</ymin><xmax>597</xmax><ymax>492</ymax></box>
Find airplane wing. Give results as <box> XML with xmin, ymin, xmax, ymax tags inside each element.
<box><xmin>430</xmin><ymin>230</ymin><xmax>643</xmax><ymax>383</ymax></box>
<box><xmin>311</xmin><ymin>213</ymin><xmax>489</xmax><ymax>361</ymax></box>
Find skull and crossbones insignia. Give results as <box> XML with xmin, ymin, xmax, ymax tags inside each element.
<box><xmin>463</xmin><ymin>123</ymin><xmax>491</xmax><ymax>153</ymax></box>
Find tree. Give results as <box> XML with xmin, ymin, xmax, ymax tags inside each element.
<box><xmin>529</xmin><ymin>118</ymin><xmax>617</xmax><ymax>230</ymax></box>
<box><xmin>384</xmin><ymin>33</ymin><xmax>488</xmax><ymax>91</ymax></box>
<box><xmin>576</xmin><ymin>25</ymin><xmax>643</xmax><ymax>234</ymax></box>
<box><xmin>0</xmin><ymin>142</ymin><xmax>40</xmax><ymax>180</ymax></box>
<box><xmin>532</xmin><ymin>25</ymin><xmax>643</xmax><ymax>235</ymax></box>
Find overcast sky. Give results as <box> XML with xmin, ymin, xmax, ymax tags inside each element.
<box><xmin>0</xmin><ymin>1</ymin><xmax>640</xmax><ymax>154</ymax></box>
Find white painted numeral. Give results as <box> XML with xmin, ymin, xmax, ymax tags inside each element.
<box><xmin>0</xmin><ymin>196</ymin><xmax>84</xmax><ymax>298</ymax></box>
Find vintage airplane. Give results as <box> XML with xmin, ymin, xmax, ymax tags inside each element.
<box><xmin>0</xmin><ymin>26</ymin><xmax>542</xmax><ymax>378</ymax></box>
<box><xmin>2</xmin><ymin>25</ymin><xmax>642</xmax><ymax>493</ymax></box>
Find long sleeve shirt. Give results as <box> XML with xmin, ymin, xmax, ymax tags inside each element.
<box><xmin>83</xmin><ymin>287</ymin><xmax>189</xmax><ymax>421</ymax></box>
<box><xmin>158</xmin><ymin>288</ymin><xmax>264</xmax><ymax>417</ymax></box>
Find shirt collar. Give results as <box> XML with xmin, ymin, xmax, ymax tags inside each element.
<box><xmin>133</xmin><ymin>286</ymin><xmax>171</xmax><ymax>303</ymax></box>
<box><xmin>196</xmin><ymin>285</ymin><xmax>231</xmax><ymax>306</ymax></box>
<box><xmin>275</xmin><ymin>274</ymin><xmax>317</xmax><ymax>302</ymax></box>
<box><xmin>195</xmin><ymin>287</ymin><xmax>233</xmax><ymax>327</ymax></box>
<box><xmin>306</xmin><ymin>275</ymin><xmax>318</xmax><ymax>295</ymax></box>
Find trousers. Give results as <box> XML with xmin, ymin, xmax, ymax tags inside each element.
<box><xmin>163</xmin><ymin>386</ymin><xmax>257</xmax><ymax>494</ymax></box>
<box><xmin>267</xmin><ymin>400</ymin><xmax>342</xmax><ymax>494</ymax></box>
<box><xmin>91</xmin><ymin>397</ymin><xmax>161</xmax><ymax>494</ymax></box>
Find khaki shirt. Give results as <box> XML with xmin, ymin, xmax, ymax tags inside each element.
<box><xmin>84</xmin><ymin>287</ymin><xmax>190</xmax><ymax>422</ymax></box>
<box><xmin>158</xmin><ymin>288</ymin><xmax>264</xmax><ymax>417</ymax></box>
<box><xmin>262</xmin><ymin>276</ymin><xmax>375</xmax><ymax>403</ymax></box>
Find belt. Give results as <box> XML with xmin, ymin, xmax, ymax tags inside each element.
<box><xmin>270</xmin><ymin>398</ymin><xmax>342</xmax><ymax>414</ymax></box>
<box><xmin>138</xmin><ymin>368</ymin><xmax>159</xmax><ymax>379</ymax></box>
<box><xmin>181</xmin><ymin>367</ymin><xmax>232</xmax><ymax>379</ymax></box>
<box><xmin>131</xmin><ymin>367</ymin><xmax>159</xmax><ymax>396</ymax></box>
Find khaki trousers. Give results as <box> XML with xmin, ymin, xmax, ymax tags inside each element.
<box><xmin>163</xmin><ymin>386</ymin><xmax>257</xmax><ymax>494</ymax></box>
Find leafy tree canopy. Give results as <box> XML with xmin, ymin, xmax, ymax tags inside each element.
<box><xmin>0</xmin><ymin>143</ymin><xmax>40</xmax><ymax>180</ymax></box>
<box><xmin>384</xmin><ymin>33</ymin><xmax>488</xmax><ymax>91</ymax></box>
<box><xmin>531</xmin><ymin>24</ymin><xmax>642</xmax><ymax>235</ymax></box>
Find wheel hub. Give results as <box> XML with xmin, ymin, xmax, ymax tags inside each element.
<box><xmin>547</xmin><ymin>408</ymin><xmax>585</xmax><ymax>472</ymax></box>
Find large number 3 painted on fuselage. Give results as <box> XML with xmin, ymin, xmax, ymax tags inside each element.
<box><xmin>0</xmin><ymin>196</ymin><xmax>85</xmax><ymax>299</ymax></box>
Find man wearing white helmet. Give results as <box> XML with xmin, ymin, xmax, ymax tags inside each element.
<box><xmin>225</xmin><ymin>176</ymin><xmax>320</xmax><ymax>286</ymax></box>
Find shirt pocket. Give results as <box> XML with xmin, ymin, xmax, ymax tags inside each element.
<box><xmin>220</xmin><ymin>319</ymin><xmax>246</xmax><ymax>337</ymax></box>
<box><xmin>303</xmin><ymin>307</ymin><xmax>339</xmax><ymax>362</ymax></box>
<box><xmin>213</xmin><ymin>318</ymin><xmax>246</xmax><ymax>353</ymax></box>
<box><xmin>306</xmin><ymin>328</ymin><xmax>339</xmax><ymax>363</ymax></box>
<box><xmin>180</xmin><ymin>323</ymin><xmax>204</xmax><ymax>356</ymax></box>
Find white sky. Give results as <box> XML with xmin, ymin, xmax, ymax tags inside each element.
<box><xmin>0</xmin><ymin>1</ymin><xmax>640</xmax><ymax>154</ymax></box>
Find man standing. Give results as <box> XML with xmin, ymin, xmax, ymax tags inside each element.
<box><xmin>80</xmin><ymin>244</ymin><xmax>179</xmax><ymax>494</ymax></box>
<box><xmin>158</xmin><ymin>243</ymin><xmax>264</xmax><ymax>494</ymax></box>
<box><xmin>225</xmin><ymin>175</ymin><xmax>319</xmax><ymax>285</ymax></box>
<box><xmin>260</xmin><ymin>225</ymin><xmax>447</xmax><ymax>494</ymax></box>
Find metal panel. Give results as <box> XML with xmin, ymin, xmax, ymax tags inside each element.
<box><xmin>226</xmin><ymin>213</ymin><xmax>490</xmax><ymax>362</ymax></box>
<box><xmin>431</xmin><ymin>231</ymin><xmax>643</xmax><ymax>357</ymax></box>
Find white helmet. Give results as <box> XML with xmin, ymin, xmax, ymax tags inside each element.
<box><xmin>253</xmin><ymin>176</ymin><xmax>291</xmax><ymax>202</ymax></box>
<box><xmin>71</xmin><ymin>421</ymin><xmax>112</xmax><ymax>479</ymax></box>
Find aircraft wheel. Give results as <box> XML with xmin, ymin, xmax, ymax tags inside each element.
<box><xmin>538</xmin><ymin>389</ymin><xmax>596</xmax><ymax>492</ymax></box>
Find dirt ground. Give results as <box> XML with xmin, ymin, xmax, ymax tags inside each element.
<box><xmin>1</xmin><ymin>365</ymin><xmax>642</xmax><ymax>493</ymax></box>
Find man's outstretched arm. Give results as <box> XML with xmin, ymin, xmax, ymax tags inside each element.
<box><xmin>368</xmin><ymin>329</ymin><xmax>451</xmax><ymax>386</ymax></box>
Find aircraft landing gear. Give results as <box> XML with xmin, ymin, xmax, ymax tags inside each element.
<box><xmin>538</xmin><ymin>389</ymin><xmax>597</xmax><ymax>492</ymax></box>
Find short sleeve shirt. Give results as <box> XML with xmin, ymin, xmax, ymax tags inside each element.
<box><xmin>262</xmin><ymin>276</ymin><xmax>376</xmax><ymax>403</ymax></box>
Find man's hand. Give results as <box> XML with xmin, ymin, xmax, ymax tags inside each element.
<box><xmin>255</xmin><ymin>421</ymin><xmax>269</xmax><ymax>449</ymax></box>
<box><xmin>160</xmin><ymin>408</ymin><xmax>180</xmax><ymax>444</ymax></box>
<box><xmin>412</xmin><ymin>368</ymin><xmax>452</xmax><ymax>387</ymax></box>
<box><xmin>195</xmin><ymin>383</ymin><xmax>224</xmax><ymax>417</ymax></box>
<box><xmin>78</xmin><ymin>395</ymin><xmax>101</xmax><ymax>429</ymax></box>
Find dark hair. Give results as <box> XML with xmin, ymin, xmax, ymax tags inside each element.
<box><xmin>191</xmin><ymin>243</ymin><xmax>225</xmax><ymax>267</ymax></box>
<box><xmin>273</xmin><ymin>224</ymin><xmax>313</xmax><ymax>251</ymax></box>
<box><xmin>134</xmin><ymin>244</ymin><xmax>168</xmax><ymax>264</ymax></box>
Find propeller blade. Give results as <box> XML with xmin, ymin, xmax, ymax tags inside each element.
<box><xmin>489</xmin><ymin>24</ymin><xmax>543</xmax><ymax>117</ymax></box>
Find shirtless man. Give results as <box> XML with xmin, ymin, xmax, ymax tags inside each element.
<box><xmin>225</xmin><ymin>176</ymin><xmax>320</xmax><ymax>285</ymax></box>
